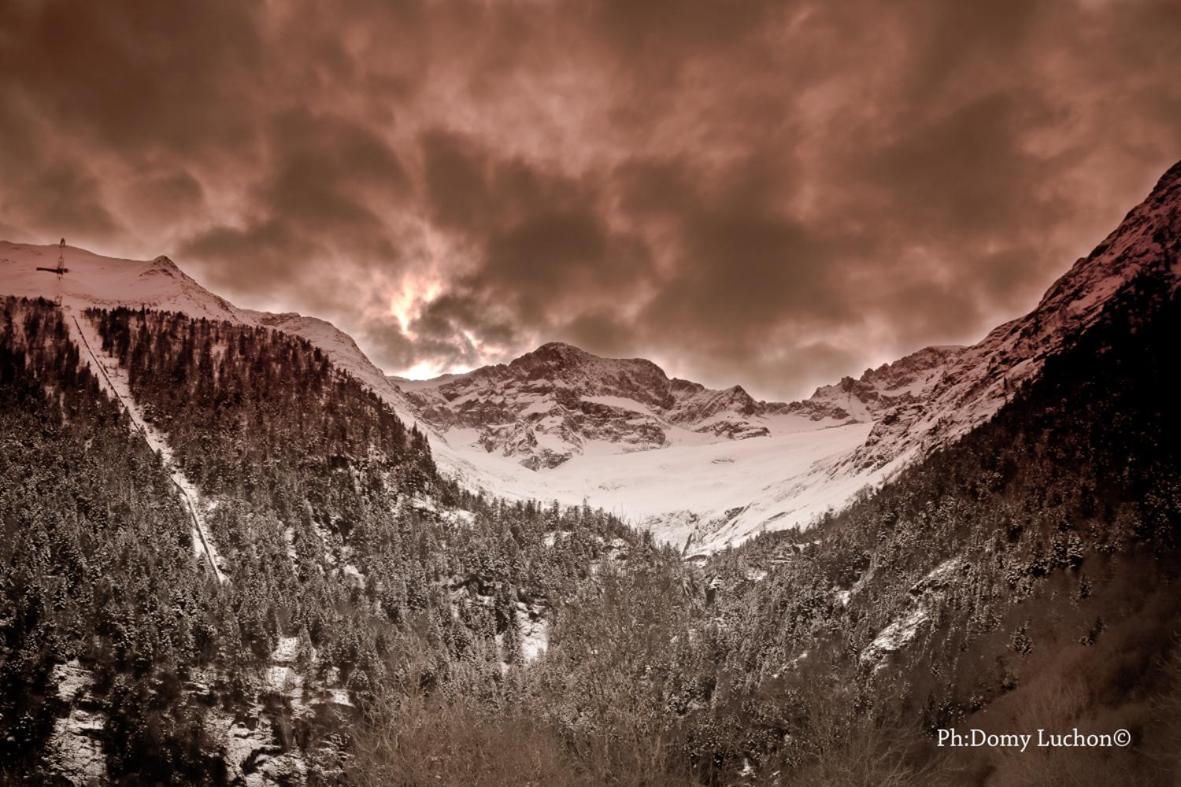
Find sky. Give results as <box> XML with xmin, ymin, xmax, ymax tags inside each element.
<box><xmin>1</xmin><ymin>0</ymin><xmax>1179</xmax><ymax>399</ymax></box>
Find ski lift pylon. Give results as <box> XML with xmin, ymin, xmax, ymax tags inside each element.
<box><xmin>36</xmin><ymin>238</ymin><xmax>70</xmax><ymax>277</ymax></box>
<box><xmin>35</xmin><ymin>238</ymin><xmax>69</xmax><ymax>305</ymax></box>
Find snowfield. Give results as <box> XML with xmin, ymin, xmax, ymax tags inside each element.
<box><xmin>432</xmin><ymin>415</ymin><xmax>885</xmax><ymax>553</ymax></box>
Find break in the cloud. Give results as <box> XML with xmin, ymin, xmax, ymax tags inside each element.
<box><xmin>1</xmin><ymin>0</ymin><xmax>1179</xmax><ymax>398</ymax></box>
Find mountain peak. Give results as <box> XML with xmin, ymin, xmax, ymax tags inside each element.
<box><xmin>142</xmin><ymin>254</ymin><xmax>182</xmax><ymax>279</ymax></box>
<box><xmin>534</xmin><ymin>340</ymin><xmax>586</xmax><ymax>354</ymax></box>
<box><xmin>403</xmin><ymin>339</ymin><xmax>797</xmax><ymax>470</ymax></box>
<box><xmin>524</xmin><ymin>341</ymin><xmax>593</xmax><ymax>362</ymax></box>
<box><xmin>1153</xmin><ymin>158</ymin><xmax>1181</xmax><ymax>191</ymax></box>
<box><xmin>507</xmin><ymin>341</ymin><xmax>596</xmax><ymax>378</ymax></box>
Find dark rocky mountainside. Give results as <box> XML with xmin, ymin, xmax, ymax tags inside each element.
<box><xmin>698</xmin><ymin>241</ymin><xmax>1181</xmax><ymax>783</ymax></box>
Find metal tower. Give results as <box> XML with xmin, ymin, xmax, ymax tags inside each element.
<box><xmin>35</xmin><ymin>238</ymin><xmax>69</xmax><ymax>304</ymax></box>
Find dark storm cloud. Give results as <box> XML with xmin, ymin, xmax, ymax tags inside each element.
<box><xmin>1</xmin><ymin>0</ymin><xmax>1180</xmax><ymax>396</ymax></box>
<box><xmin>180</xmin><ymin>108</ymin><xmax>410</xmax><ymax>301</ymax></box>
<box><xmin>414</xmin><ymin>129</ymin><xmax>657</xmax><ymax>345</ymax></box>
<box><xmin>0</xmin><ymin>1</ymin><xmax>262</xmax><ymax>154</ymax></box>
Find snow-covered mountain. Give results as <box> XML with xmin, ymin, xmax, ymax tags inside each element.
<box><xmin>4</xmin><ymin>160</ymin><xmax>1178</xmax><ymax>554</ymax></box>
<box><xmin>395</xmin><ymin>161</ymin><xmax>1181</xmax><ymax>552</ymax></box>
<box><xmin>392</xmin><ymin>340</ymin><xmax>965</xmax><ymax>553</ymax></box>
<box><xmin>395</xmin><ymin>341</ymin><xmax>789</xmax><ymax>470</ymax></box>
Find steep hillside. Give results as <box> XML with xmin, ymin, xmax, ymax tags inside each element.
<box><xmin>0</xmin><ymin>299</ymin><xmax>224</xmax><ymax>782</ymax></box>
<box><xmin>687</xmin><ymin>249</ymin><xmax>1181</xmax><ymax>784</ymax></box>
<box><xmin>845</xmin><ymin>159</ymin><xmax>1181</xmax><ymax>473</ymax></box>
<box><xmin>0</xmin><ymin>298</ymin><xmax>676</xmax><ymax>784</ymax></box>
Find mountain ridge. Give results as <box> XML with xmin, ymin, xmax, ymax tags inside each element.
<box><xmin>2</xmin><ymin>159</ymin><xmax>1177</xmax><ymax>551</ymax></box>
<box><xmin>0</xmin><ymin>239</ymin><xmax>424</xmax><ymax>429</ymax></box>
<box><xmin>392</xmin><ymin>159</ymin><xmax>1181</xmax><ymax>549</ymax></box>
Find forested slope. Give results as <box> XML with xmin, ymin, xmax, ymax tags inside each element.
<box><xmin>0</xmin><ymin>299</ymin><xmax>222</xmax><ymax>780</ymax></box>
<box><xmin>0</xmin><ymin>299</ymin><xmax>679</xmax><ymax>784</ymax></box>
<box><xmin>679</xmin><ymin>258</ymin><xmax>1181</xmax><ymax>784</ymax></box>
<box><xmin>349</xmin><ymin>268</ymin><xmax>1181</xmax><ymax>786</ymax></box>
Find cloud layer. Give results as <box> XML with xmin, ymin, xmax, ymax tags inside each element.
<box><xmin>2</xmin><ymin>0</ymin><xmax>1179</xmax><ymax>397</ymax></box>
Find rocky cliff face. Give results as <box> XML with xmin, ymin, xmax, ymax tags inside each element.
<box><xmin>399</xmin><ymin>342</ymin><xmax>786</xmax><ymax>469</ymax></box>
<box><xmin>786</xmin><ymin>345</ymin><xmax>961</xmax><ymax>423</ymax></box>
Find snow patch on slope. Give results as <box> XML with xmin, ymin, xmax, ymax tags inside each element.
<box><xmin>45</xmin><ymin>661</ymin><xmax>107</xmax><ymax>784</ymax></box>
<box><xmin>861</xmin><ymin>557</ymin><xmax>967</xmax><ymax>671</ymax></box>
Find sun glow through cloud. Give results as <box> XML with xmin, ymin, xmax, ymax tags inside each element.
<box><xmin>397</xmin><ymin>359</ymin><xmax>448</xmax><ymax>380</ymax></box>
<box><xmin>389</xmin><ymin>277</ymin><xmax>442</xmax><ymax>337</ymax></box>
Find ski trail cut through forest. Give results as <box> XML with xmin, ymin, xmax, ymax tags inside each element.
<box><xmin>65</xmin><ymin>308</ymin><xmax>228</xmax><ymax>583</ymax></box>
